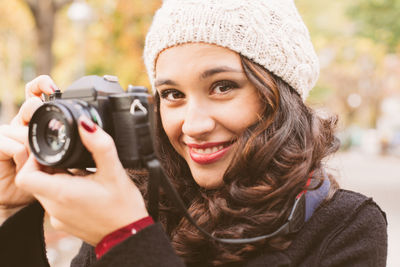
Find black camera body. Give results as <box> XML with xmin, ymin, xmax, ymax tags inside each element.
<box><xmin>28</xmin><ymin>75</ymin><xmax>154</xmax><ymax>169</ymax></box>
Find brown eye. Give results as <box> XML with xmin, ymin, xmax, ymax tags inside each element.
<box><xmin>160</xmin><ymin>89</ymin><xmax>185</xmax><ymax>101</ymax></box>
<box><xmin>211</xmin><ymin>80</ymin><xmax>239</xmax><ymax>94</ymax></box>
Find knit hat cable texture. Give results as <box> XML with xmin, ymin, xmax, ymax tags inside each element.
<box><xmin>144</xmin><ymin>0</ymin><xmax>320</xmax><ymax>101</ymax></box>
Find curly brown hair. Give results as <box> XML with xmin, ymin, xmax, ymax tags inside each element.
<box><xmin>131</xmin><ymin>55</ymin><xmax>340</xmax><ymax>266</ymax></box>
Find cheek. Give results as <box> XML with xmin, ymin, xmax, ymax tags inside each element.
<box><xmin>160</xmin><ymin>106</ymin><xmax>182</xmax><ymax>148</ymax></box>
<box><xmin>220</xmin><ymin>102</ymin><xmax>262</xmax><ymax>134</ymax></box>
<box><xmin>238</xmin><ymin>92</ymin><xmax>264</xmax><ymax>130</ymax></box>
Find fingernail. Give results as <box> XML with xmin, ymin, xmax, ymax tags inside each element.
<box><xmin>50</xmin><ymin>85</ymin><xmax>56</xmax><ymax>93</ymax></box>
<box><xmin>79</xmin><ymin>116</ymin><xmax>97</xmax><ymax>133</ymax></box>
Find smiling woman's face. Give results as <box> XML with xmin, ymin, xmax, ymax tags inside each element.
<box><xmin>155</xmin><ymin>43</ymin><xmax>263</xmax><ymax>188</ymax></box>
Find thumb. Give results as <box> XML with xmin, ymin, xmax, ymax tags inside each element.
<box><xmin>11</xmin><ymin>97</ymin><xmax>43</xmax><ymax>126</ymax></box>
<box><xmin>77</xmin><ymin>115</ymin><xmax>124</xmax><ymax>177</ymax></box>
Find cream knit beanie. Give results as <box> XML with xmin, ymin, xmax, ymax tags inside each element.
<box><xmin>144</xmin><ymin>0</ymin><xmax>319</xmax><ymax>101</ymax></box>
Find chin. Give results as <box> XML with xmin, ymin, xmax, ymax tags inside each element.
<box><xmin>194</xmin><ymin>177</ymin><xmax>224</xmax><ymax>189</ymax></box>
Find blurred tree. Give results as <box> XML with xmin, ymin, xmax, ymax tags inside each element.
<box><xmin>23</xmin><ymin>0</ymin><xmax>73</xmax><ymax>75</ymax></box>
<box><xmin>348</xmin><ymin>0</ymin><xmax>400</xmax><ymax>52</ymax></box>
<box><xmin>83</xmin><ymin>0</ymin><xmax>161</xmax><ymax>89</ymax></box>
<box><xmin>0</xmin><ymin>1</ymin><xmax>33</xmax><ymax>122</ymax></box>
<box><xmin>0</xmin><ymin>35</ymin><xmax>20</xmax><ymax>123</ymax></box>
<box><xmin>298</xmin><ymin>0</ymin><xmax>392</xmax><ymax>128</ymax></box>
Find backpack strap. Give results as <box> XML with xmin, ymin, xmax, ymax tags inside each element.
<box><xmin>304</xmin><ymin>173</ymin><xmax>331</xmax><ymax>222</ymax></box>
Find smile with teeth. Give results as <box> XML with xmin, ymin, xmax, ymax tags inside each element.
<box><xmin>188</xmin><ymin>141</ymin><xmax>234</xmax><ymax>165</ymax></box>
<box><xmin>191</xmin><ymin>145</ymin><xmax>225</xmax><ymax>154</ymax></box>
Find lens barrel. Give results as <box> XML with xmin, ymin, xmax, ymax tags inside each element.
<box><xmin>28</xmin><ymin>100</ymin><xmax>101</xmax><ymax>168</ymax></box>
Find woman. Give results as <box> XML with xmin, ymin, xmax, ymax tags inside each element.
<box><xmin>0</xmin><ymin>0</ymin><xmax>387</xmax><ymax>266</ymax></box>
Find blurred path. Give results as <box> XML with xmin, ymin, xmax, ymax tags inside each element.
<box><xmin>328</xmin><ymin>151</ymin><xmax>400</xmax><ymax>267</ymax></box>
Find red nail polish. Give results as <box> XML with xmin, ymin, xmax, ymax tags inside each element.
<box><xmin>50</xmin><ymin>85</ymin><xmax>56</xmax><ymax>93</ymax></box>
<box><xmin>80</xmin><ymin>117</ymin><xmax>97</xmax><ymax>133</ymax></box>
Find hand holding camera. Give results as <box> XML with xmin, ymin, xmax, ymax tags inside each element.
<box><xmin>1</xmin><ymin>75</ymin><xmax>149</xmax><ymax>245</ymax></box>
<box><xmin>16</xmin><ymin>114</ymin><xmax>149</xmax><ymax>245</ymax></box>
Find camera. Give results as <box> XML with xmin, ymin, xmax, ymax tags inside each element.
<box><xmin>28</xmin><ymin>75</ymin><xmax>154</xmax><ymax>169</ymax></box>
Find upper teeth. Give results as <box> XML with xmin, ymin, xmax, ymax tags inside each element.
<box><xmin>192</xmin><ymin>145</ymin><xmax>224</xmax><ymax>154</ymax></box>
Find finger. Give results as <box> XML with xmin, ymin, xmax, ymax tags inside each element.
<box><xmin>49</xmin><ymin>216</ymin><xmax>65</xmax><ymax>231</ymax></box>
<box><xmin>11</xmin><ymin>97</ymin><xmax>43</xmax><ymax>126</ymax></box>
<box><xmin>14</xmin><ymin>148</ymin><xmax>29</xmax><ymax>172</ymax></box>
<box><xmin>77</xmin><ymin>115</ymin><xmax>123</xmax><ymax>178</ymax></box>
<box><xmin>15</xmin><ymin>155</ymin><xmax>76</xmax><ymax>198</ymax></box>
<box><xmin>0</xmin><ymin>135</ymin><xmax>29</xmax><ymax>170</ymax></box>
<box><xmin>25</xmin><ymin>75</ymin><xmax>57</xmax><ymax>99</ymax></box>
<box><xmin>0</xmin><ymin>125</ymin><xmax>29</xmax><ymax>169</ymax></box>
<box><xmin>67</xmin><ymin>168</ymin><xmax>92</xmax><ymax>176</ymax></box>
<box><xmin>0</xmin><ymin>125</ymin><xmax>28</xmax><ymax>145</ymax></box>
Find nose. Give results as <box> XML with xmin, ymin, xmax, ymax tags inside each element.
<box><xmin>182</xmin><ymin>101</ymin><xmax>215</xmax><ymax>139</ymax></box>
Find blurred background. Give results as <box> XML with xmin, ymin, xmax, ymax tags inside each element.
<box><xmin>0</xmin><ymin>0</ymin><xmax>399</xmax><ymax>266</ymax></box>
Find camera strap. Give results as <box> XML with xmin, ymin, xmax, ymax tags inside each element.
<box><xmin>146</xmin><ymin>160</ymin><xmax>330</xmax><ymax>244</ymax></box>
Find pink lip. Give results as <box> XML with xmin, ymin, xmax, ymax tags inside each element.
<box><xmin>187</xmin><ymin>141</ymin><xmax>233</xmax><ymax>165</ymax></box>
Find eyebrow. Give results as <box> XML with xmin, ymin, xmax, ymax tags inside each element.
<box><xmin>154</xmin><ymin>66</ymin><xmax>243</xmax><ymax>87</ymax></box>
<box><xmin>200</xmin><ymin>66</ymin><xmax>242</xmax><ymax>79</ymax></box>
<box><xmin>154</xmin><ymin>79</ymin><xmax>178</xmax><ymax>87</ymax></box>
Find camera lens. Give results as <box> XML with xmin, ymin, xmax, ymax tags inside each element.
<box><xmin>45</xmin><ymin>118</ymin><xmax>67</xmax><ymax>151</ymax></box>
<box><xmin>29</xmin><ymin>100</ymin><xmax>102</xmax><ymax>168</ymax></box>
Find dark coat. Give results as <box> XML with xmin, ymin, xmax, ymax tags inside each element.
<box><xmin>0</xmin><ymin>189</ymin><xmax>387</xmax><ymax>267</ymax></box>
